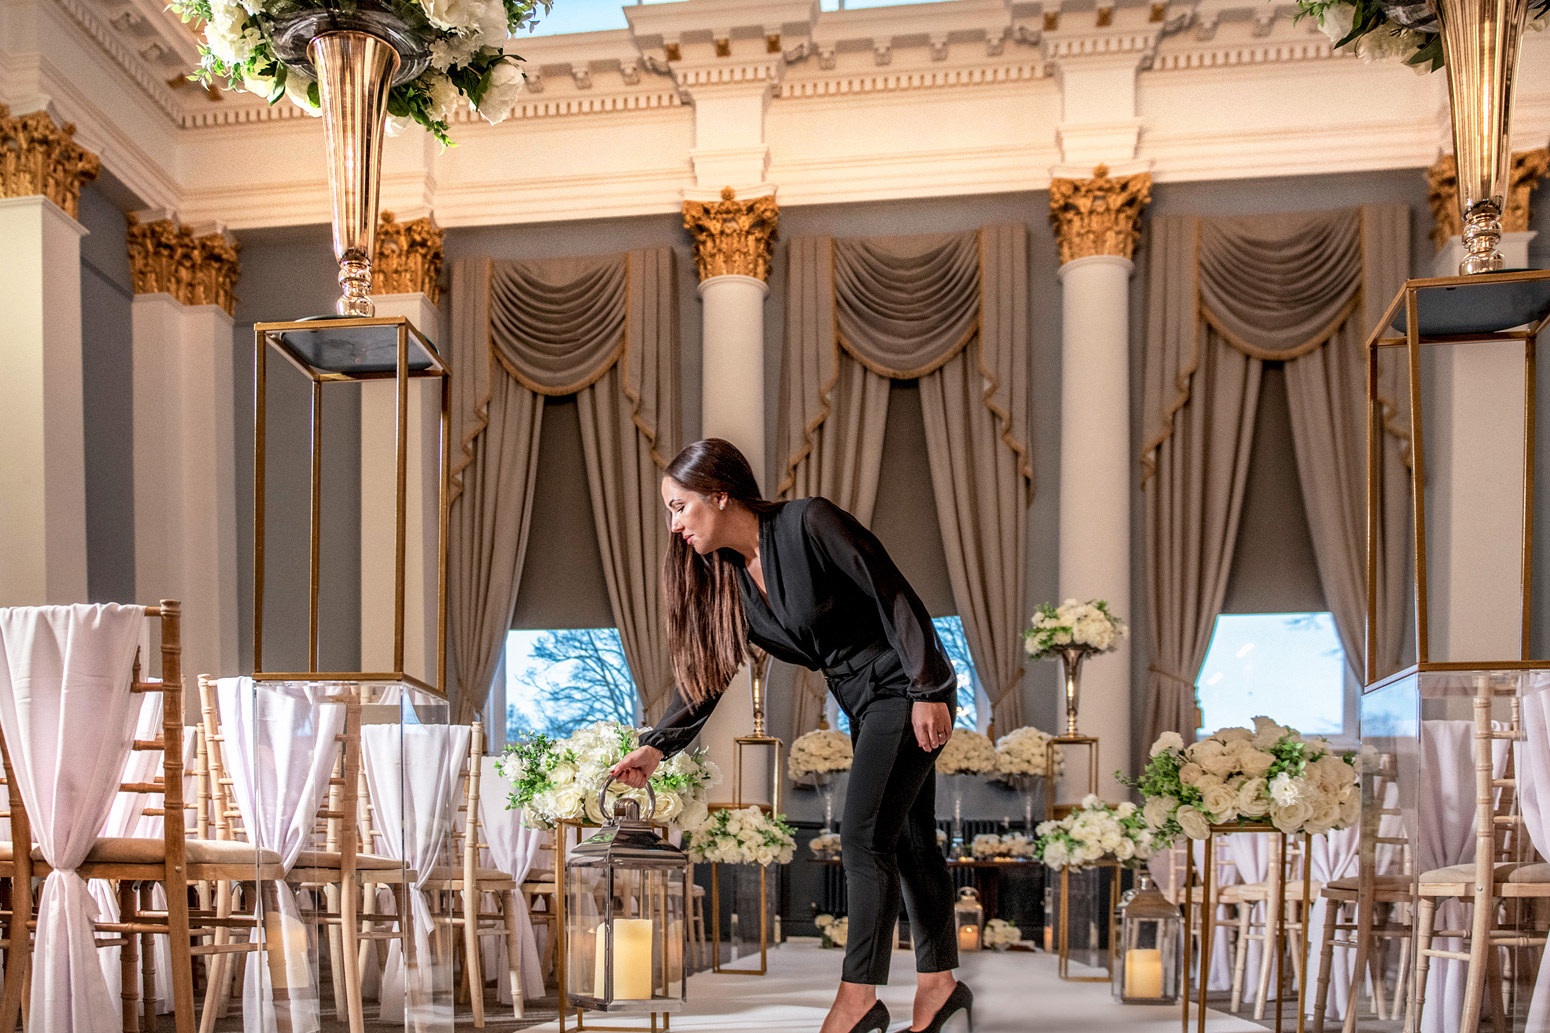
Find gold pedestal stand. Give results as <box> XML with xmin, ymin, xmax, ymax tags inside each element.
<box><xmin>1044</xmin><ymin>735</ymin><xmax>1100</xmax><ymax>821</ymax></box>
<box><xmin>1054</xmin><ymin>861</ymin><xmax>1122</xmax><ymax>981</ymax></box>
<box><xmin>1181</xmin><ymin>825</ymin><xmax>1312</xmax><ymax>1033</ymax></box>
<box><xmin>1043</xmin><ymin>732</ymin><xmax>1107</xmax><ymax>981</ymax></box>
<box><xmin>555</xmin><ymin>817</ymin><xmax>676</xmax><ymax>1033</ymax></box>
<box><xmin>710</xmin><ymin>648</ymin><xmax>781</xmax><ymax>975</ymax></box>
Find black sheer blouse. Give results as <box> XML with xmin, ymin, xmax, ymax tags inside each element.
<box><xmin>640</xmin><ymin>497</ymin><xmax>957</xmax><ymax>758</ymax></box>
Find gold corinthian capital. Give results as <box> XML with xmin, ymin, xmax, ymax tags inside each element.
<box><xmin>0</xmin><ymin>105</ymin><xmax>101</xmax><ymax>220</ymax></box>
<box><xmin>1049</xmin><ymin>164</ymin><xmax>1152</xmax><ymax>265</ymax></box>
<box><xmin>1426</xmin><ymin>148</ymin><xmax>1549</xmax><ymax>253</ymax></box>
<box><xmin>682</xmin><ymin>187</ymin><xmax>780</xmax><ymax>282</ymax></box>
<box><xmin>373</xmin><ymin>211</ymin><xmax>445</xmax><ymax>302</ymax></box>
<box><xmin>127</xmin><ymin>214</ymin><xmax>242</xmax><ymax>316</ymax></box>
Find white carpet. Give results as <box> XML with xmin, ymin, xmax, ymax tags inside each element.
<box><xmin>519</xmin><ymin>940</ymin><xmax>1265</xmax><ymax>1033</ymax></box>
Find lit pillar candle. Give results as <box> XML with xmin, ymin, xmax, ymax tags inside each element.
<box><xmin>595</xmin><ymin>919</ymin><xmax>655</xmax><ymax>1000</ymax></box>
<box><xmin>1124</xmin><ymin>948</ymin><xmax>1164</xmax><ymax>998</ymax></box>
<box><xmin>958</xmin><ymin>923</ymin><xmax>980</xmax><ymax>952</ymax></box>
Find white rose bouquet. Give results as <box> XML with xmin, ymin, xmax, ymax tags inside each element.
<box><xmin>1291</xmin><ymin>0</ymin><xmax>1548</xmax><ymax>72</ymax></box>
<box><xmin>1126</xmin><ymin>716</ymin><xmax>1360</xmax><ymax>842</ymax></box>
<box><xmin>984</xmin><ymin>918</ymin><xmax>1022</xmax><ymax>950</ymax></box>
<box><xmin>1024</xmin><ymin>598</ymin><xmax>1128</xmax><ymax>659</ymax></box>
<box><xmin>993</xmin><ymin>725</ymin><xmax>1065</xmax><ymax>779</ymax></box>
<box><xmin>171</xmin><ymin>0</ymin><xmax>549</xmax><ymax>144</ymax></box>
<box><xmin>971</xmin><ymin>833</ymin><xmax>1005</xmax><ymax>859</ymax></box>
<box><xmin>810</xmin><ymin>831</ymin><xmax>843</xmax><ymax>859</ymax></box>
<box><xmin>683</xmin><ymin>806</ymin><xmax>796</xmax><ymax>866</ymax></box>
<box><xmin>1034</xmin><ymin>796</ymin><xmax>1156</xmax><ymax>869</ymax></box>
<box><xmin>788</xmin><ymin>729</ymin><xmax>854</xmax><ymax>781</ymax></box>
<box><xmin>498</xmin><ymin>721</ymin><xmax>721</xmax><ymax>834</ymax></box>
<box><xmin>936</xmin><ymin>730</ymin><xmax>997</xmax><ymax>776</ymax></box>
<box><xmin>815</xmin><ymin>914</ymin><xmax>848</xmax><ymax>948</ymax></box>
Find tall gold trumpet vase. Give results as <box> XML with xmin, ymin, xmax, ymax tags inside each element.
<box><xmin>1059</xmin><ymin>645</ymin><xmax>1090</xmax><ymax>737</ymax></box>
<box><xmin>311</xmin><ymin>32</ymin><xmax>398</xmax><ymax>316</ymax></box>
<box><xmin>1436</xmin><ymin>0</ymin><xmax>1533</xmax><ymax>274</ymax></box>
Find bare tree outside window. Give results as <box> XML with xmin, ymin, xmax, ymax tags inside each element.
<box><xmin>505</xmin><ymin>628</ymin><xmax>638</xmax><ymax>739</ymax></box>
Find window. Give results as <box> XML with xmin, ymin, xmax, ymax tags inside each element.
<box><xmin>829</xmin><ymin>615</ymin><xmax>981</xmax><ymax>734</ymax></box>
<box><xmin>1195</xmin><ymin>612</ymin><xmax>1348</xmax><ymax>739</ymax></box>
<box><xmin>519</xmin><ymin>0</ymin><xmax>683</xmax><ymax>37</ymax></box>
<box><xmin>503</xmin><ymin>628</ymin><xmax>639</xmax><ymax>740</ymax></box>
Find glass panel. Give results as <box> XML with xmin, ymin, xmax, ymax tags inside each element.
<box><xmin>1045</xmin><ymin>866</ymin><xmax>1116</xmax><ymax>972</ymax></box>
<box><xmin>712</xmin><ymin>863</ymin><xmax>771</xmax><ymax>968</ymax></box>
<box><xmin>271</xmin><ymin>321</ymin><xmax>439</xmax><ymax>375</ymax></box>
<box><xmin>565</xmin><ymin>861</ymin><xmax>607</xmax><ymax>1005</ymax></box>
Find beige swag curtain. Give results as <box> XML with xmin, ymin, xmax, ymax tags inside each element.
<box><xmin>447</xmin><ymin>251</ymin><xmax>681</xmax><ymax>725</ymax></box>
<box><xmin>777</xmin><ymin>226</ymin><xmax>1034</xmax><ymax>737</ymax></box>
<box><xmin>1140</xmin><ymin>205</ymin><xmax>1412</xmax><ymax>748</ymax></box>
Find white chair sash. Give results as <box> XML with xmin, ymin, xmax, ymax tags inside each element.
<box><xmin>362</xmin><ymin>721</ymin><xmax>470</xmax><ymax>1025</ymax></box>
<box><xmin>1511</xmin><ymin>676</ymin><xmax>1550</xmax><ymax>1031</ymax></box>
<box><xmin>217</xmin><ymin>677</ymin><xmax>346</xmax><ymax>1033</ymax></box>
<box><xmin>0</xmin><ymin>603</ymin><xmax>145</xmax><ymax>1033</ymax></box>
<box><xmin>1302</xmin><ymin>825</ymin><xmax>1359</xmax><ymax>1020</ymax></box>
<box><xmin>476</xmin><ymin>757</ymin><xmax>547</xmax><ymax>1002</ymax></box>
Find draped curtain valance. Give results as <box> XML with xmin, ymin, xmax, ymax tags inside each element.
<box><xmin>778</xmin><ymin>225</ymin><xmax>1033</xmax><ymax>736</ymax></box>
<box><xmin>449</xmin><ymin>251</ymin><xmax>680</xmax><ymax>725</ymax></box>
<box><xmin>1140</xmin><ymin>206</ymin><xmax>1412</xmax><ymax>750</ymax></box>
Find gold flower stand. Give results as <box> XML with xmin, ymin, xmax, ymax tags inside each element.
<box><xmin>1044</xmin><ymin>734</ymin><xmax>1101</xmax><ymax>821</ymax></box>
<box><xmin>1050</xmin><ymin>860</ymin><xmax>1123</xmax><ymax>982</ymax></box>
<box><xmin>1181</xmin><ymin>824</ymin><xmax>1313</xmax><ymax>1033</ymax></box>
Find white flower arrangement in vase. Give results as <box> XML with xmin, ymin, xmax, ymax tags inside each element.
<box><xmin>1292</xmin><ymin>0</ymin><xmax>1547</xmax><ymax>71</ymax></box>
<box><xmin>1034</xmin><ymin>796</ymin><xmax>1156</xmax><ymax>869</ymax></box>
<box><xmin>936</xmin><ymin>730</ymin><xmax>997</xmax><ymax>776</ymax></box>
<box><xmin>815</xmin><ymin>914</ymin><xmax>848</xmax><ymax>948</ymax></box>
<box><xmin>984</xmin><ymin>919</ymin><xmax>1022</xmax><ymax>951</ymax></box>
<box><xmin>1023</xmin><ymin>599</ymin><xmax>1128</xmax><ymax>660</ymax></box>
<box><xmin>683</xmin><ymin>806</ymin><xmax>796</xmax><ymax>866</ymax></box>
<box><xmin>498</xmin><ymin>721</ymin><xmax>721</xmax><ymax>834</ymax></box>
<box><xmin>1125</xmin><ymin>716</ymin><xmax>1360</xmax><ymax>842</ymax></box>
<box><xmin>994</xmin><ymin>725</ymin><xmax>1064</xmax><ymax>834</ymax></box>
<box><xmin>810</xmin><ymin>831</ymin><xmax>843</xmax><ymax>859</ymax></box>
<box><xmin>788</xmin><ymin>728</ymin><xmax>854</xmax><ymax>780</ymax></box>
<box><xmin>172</xmin><ymin>0</ymin><xmax>549</xmax><ymax>144</ymax></box>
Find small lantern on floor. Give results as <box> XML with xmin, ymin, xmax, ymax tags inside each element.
<box><xmin>565</xmin><ymin>780</ymin><xmax>690</xmax><ymax>1017</ymax></box>
<box><xmin>954</xmin><ymin>886</ymin><xmax>984</xmax><ymax>952</ymax></box>
<box><xmin>1112</xmin><ymin>874</ymin><xmax>1182</xmax><ymax>1004</ymax></box>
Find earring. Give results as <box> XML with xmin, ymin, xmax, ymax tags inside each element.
<box><xmin>719</xmin><ymin>500</ymin><xmax>726</xmax><ymax>510</ymax></box>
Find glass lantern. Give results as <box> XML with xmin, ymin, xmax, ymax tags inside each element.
<box><xmin>564</xmin><ymin>782</ymin><xmax>690</xmax><ymax>1016</ymax></box>
<box><xmin>1111</xmin><ymin>874</ymin><xmax>1182</xmax><ymax>1004</ymax></box>
<box><xmin>953</xmin><ymin>886</ymin><xmax>984</xmax><ymax>953</ymax></box>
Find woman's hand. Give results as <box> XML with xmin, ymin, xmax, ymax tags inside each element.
<box><xmin>609</xmin><ymin>745</ymin><xmax>664</xmax><ymax>789</ymax></box>
<box><xmin>912</xmin><ymin>702</ymin><xmax>953</xmax><ymax>753</ymax></box>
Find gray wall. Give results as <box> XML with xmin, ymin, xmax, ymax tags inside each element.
<box><xmin>79</xmin><ymin>183</ymin><xmax>136</xmax><ymax>604</ymax></box>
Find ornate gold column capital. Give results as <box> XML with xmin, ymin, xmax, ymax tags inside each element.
<box><xmin>373</xmin><ymin>211</ymin><xmax>445</xmax><ymax>303</ymax></box>
<box><xmin>127</xmin><ymin>214</ymin><xmax>242</xmax><ymax>316</ymax></box>
<box><xmin>1428</xmin><ymin>148</ymin><xmax>1550</xmax><ymax>252</ymax></box>
<box><xmin>0</xmin><ymin>105</ymin><xmax>101</xmax><ymax>220</ymax></box>
<box><xmin>1048</xmin><ymin>164</ymin><xmax>1152</xmax><ymax>264</ymax></box>
<box><xmin>682</xmin><ymin>187</ymin><xmax>780</xmax><ymax>282</ymax></box>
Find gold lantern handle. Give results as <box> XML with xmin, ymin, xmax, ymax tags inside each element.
<box><xmin>598</xmin><ymin>775</ymin><xmax>658</xmax><ymax>822</ymax></box>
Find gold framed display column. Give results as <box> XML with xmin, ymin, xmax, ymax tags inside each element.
<box><xmin>1180</xmin><ymin>826</ymin><xmax>1313</xmax><ymax>1033</ymax></box>
<box><xmin>252</xmin><ymin>315</ymin><xmax>450</xmax><ymax>697</ymax></box>
<box><xmin>1045</xmin><ymin>735</ymin><xmax>1101</xmax><ymax>820</ymax></box>
<box><xmin>1054</xmin><ymin>860</ymin><xmax>1122</xmax><ymax>982</ymax></box>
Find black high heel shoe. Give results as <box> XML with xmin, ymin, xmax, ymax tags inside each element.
<box><xmin>844</xmin><ymin>1000</ymin><xmax>890</xmax><ymax>1033</ymax></box>
<box><xmin>910</xmin><ymin>981</ymin><xmax>973</xmax><ymax>1033</ymax></box>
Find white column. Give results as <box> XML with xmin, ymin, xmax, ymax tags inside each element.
<box><xmin>1425</xmin><ymin>232</ymin><xmax>1538</xmax><ymax>660</ymax></box>
<box><xmin>1058</xmin><ymin>253</ymin><xmax>1134</xmax><ymax>798</ymax></box>
<box><xmin>0</xmin><ymin>195</ymin><xmax>89</xmax><ymax>606</ymax></box>
<box><xmin>361</xmin><ymin>292</ymin><xmax>442</xmax><ymax>686</ymax></box>
<box><xmin>132</xmin><ymin>294</ymin><xmax>240</xmax><ymax>682</ymax></box>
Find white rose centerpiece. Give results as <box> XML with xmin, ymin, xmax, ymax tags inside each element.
<box><xmin>1034</xmin><ymin>796</ymin><xmax>1156</xmax><ymax>869</ymax></box>
<box><xmin>936</xmin><ymin>730</ymin><xmax>997</xmax><ymax>776</ymax></box>
<box><xmin>683</xmin><ymin>806</ymin><xmax>796</xmax><ymax>866</ymax></box>
<box><xmin>498</xmin><ymin>721</ymin><xmax>721</xmax><ymax>834</ymax></box>
<box><xmin>1125</xmin><ymin>716</ymin><xmax>1359</xmax><ymax>842</ymax></box>
<box><xmin>1025</xmin><ymin>598</ymin><xmax>1128</xmax><ymax>737</ymax></box>
<box><xmin>172</xmin><ymin>0</ymin><xmax>550</xmax><ymax>144</ymax></box>
<box><xmin>788</xmin><ymin>728</ymin><xmax>853</xmax><ymax>781</ymax></box>
<box><xmin>994</xmin><ymin>725</ymin><xmax>1065</xmax><ymax>779</ymax></box>
<box><xmin>984</xmin><ymin>918</ymin><xmax>1022</xmax><ymax>951</ymax></box>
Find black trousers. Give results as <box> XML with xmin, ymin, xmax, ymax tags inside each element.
<box><xmin>831</xmin><ymin>653</ymin><xmax>958</xmax><ymax>985</ymax></box>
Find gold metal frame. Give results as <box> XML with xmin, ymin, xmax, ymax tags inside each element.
<box><xmin>1363</xmin><ymin>269</ymin><xmax>1550</xmax><ymax>684</ymax></box>
<box><xmin>1045</xmin><ymin>734</ymin><xmax>1101</xmax><ymax>820</ymax></box>
<box><xmin>1180</xmin><ymin>826</ymin><xmax>1313</xmax><ymax>1033</ymax></box>
<box><xmin>708</xmin><ymin>861</ymin><xmax>769</xmax><ymax>976</ymax></box>
<box><xmin>555</xmin><ymin>817</ymin><xmax>680</xmax><ymax>1033</ymax></box>
<box><xmin>252</xmin><ymin>315</ymin><xmax>451</xmax><ymax>697</ymax></box>
<box><xmin>1055</xmin><ymin>860</ymin><xmax>1122</xmax><ymax>982</ymax></box>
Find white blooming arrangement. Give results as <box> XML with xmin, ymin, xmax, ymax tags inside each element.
<box><xmin>993</xmin><ymin>725</ymin><xmax>1065</xmax><ymax>780</ymax></box>
<box><xmin>1024</xmin><ymin>599</ymin><xmax>1128</xmax><ymax>659</ymax></box>
<box><xmin>810</xmin><ymin>831</ymin><xmax>843</xmax><ymax>858</ymax></box>
<box><xmin>788</xmin><ymin>729</ymin><xmax>853</xmax><ymax>781</ymax></box>
<box><xmin>1125</xmin><ymin>717</ymin><xmax>1360</xmax><ymax>842</ymax></box>
<box><xmin>936</xmin><ymin>730</ymin><xmax>997</xmax><ymax>776</ymax></box>
<box><xmin>815</xmin><ymin>914</ymin><xmax>848</xmax><ymax>948</ymax></box>
<box><xmin>971</xmin><ymin>832</ymin><xmax>1036</xmax><ymax>860</ymax></box>
<box><xmin>171</xmin><ymin>0</ymin><xmax>549</xmax><ymax>145</ymax></box>
<box><xmin>498</xmin><ymin>721</ymin><xmax>721</xmax><ymax>834</ymax></box>
<box><xmin>1034</xmin><ymin>796</ymin><xmax>1157</xmax><ymax>869</ymax></box>
<box><xmin>1293</xmin><ymin>0</ymin><xmax>1548</xmax><ymax>71</ymax></box>
<box><xmin>984</xmin><ymin>918</ymin><xmax>1022</xmax><ymax>950</ymax></box>
<box><xmin>682</xmin><ymin>806</ymin><xmax>796</xmax><ymax>867</ymax></box>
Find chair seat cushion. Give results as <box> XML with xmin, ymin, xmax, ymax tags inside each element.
<box><xmin>1419</xmin><ymin>861</ymin><xmax>1535</xmax><ymax>886</ymax></box>
<box><xmin>1324</xmin><ymin>874</ymin><xmax>1411</xmax><ymax>892</ymax></box>
<box><xmin>424</xmin><ymin>865</ymin><xmax>515</xmax><ymax>883</ymax></box>
<box><xmin>292</xmin><ymin>850</ymin><xmax>404</xmax><ymax>871</ymax></box>
<box><xmin>64</xmin><ymin>837</ymin><xmax>283</xmax><ymax>869</ymax></box>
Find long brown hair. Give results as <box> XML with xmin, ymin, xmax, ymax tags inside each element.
<box><xmin>662</xmin><ymin>439</ymin><xmax>780</xmax><ymax>706</ymax></box>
